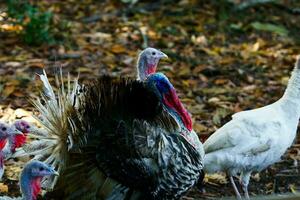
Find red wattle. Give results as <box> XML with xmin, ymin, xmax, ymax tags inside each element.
<box><xmin>14</xmin><ymin>134</ymin><xmax>27</xmax><ymax>149</ymax></box>
<box><xmin>146</xmin><ymin>64</ymin><xmax>157</xmax><ymax>75</ymax></box>
<box><xmin>163</xmin><ymin>89</ymin><xmax>192</xmax><ymax>131</ymax></box>
<box><xmin>31</xmin><ymin>177</ymin><xmax>42</xmax><ymax>200</ymax></box>
<box><xmin>0</xmin><ymin>139</ymin><xmax>7</xmax><ymax>150</ymax></box>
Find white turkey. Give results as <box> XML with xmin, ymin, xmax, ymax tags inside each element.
<box><xmin>21</xmin><ymin>70</ymin><xmax>204</xmax><ymax>199</ymax></box>
<box><xmin>0</xmin><ymin>160</ymin><xmax>58</xmax><ymax>200</ymax></box>
<box><xmin>203</xmin><ymin>56</ymin><xmax>300</xmax><ymax>199</ymax></box>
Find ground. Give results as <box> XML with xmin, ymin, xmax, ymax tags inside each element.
<box><xmin>0</xmin><ymin>0</ymin><xmax>300</xmax><ymax>199</ymax></box>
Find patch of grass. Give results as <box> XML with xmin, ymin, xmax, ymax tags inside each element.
<box><xmin>7</xmin><ymin>0</ymin><xmax>54</xmax><ymax>45</ymax></box>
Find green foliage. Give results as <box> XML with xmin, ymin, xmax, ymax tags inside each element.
<box><xmin>250</xmin><ymin>22</ymin><xmax>289</xmax><ymax>36</ymax></box>
<box><xmin>7</xmin><ymin>0</ymin><xmax>54</xmax><ymax>45</ymax></box>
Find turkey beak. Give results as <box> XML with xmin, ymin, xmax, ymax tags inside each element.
<box><xmin>158</xmin><ymin>51</ymin><xmax>168</xmax><ymax>60</ymax></box>
<box><xmin>14</xmin><ymin>129</ymin><xmax>23</xmax><ymax>135</ymax></box>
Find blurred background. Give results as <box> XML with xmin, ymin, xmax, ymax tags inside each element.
<box><xmin>0</xmin><ymin>0</ymin><xmax>300</xmax><ymax>199</ymax></box>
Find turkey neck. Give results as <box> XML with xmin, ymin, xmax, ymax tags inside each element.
<box><xmin>0</xmin><ymin>152</ymin><xmax>3</xmax><ymax>170</ymax></box>
<box><xmin>7</xmin><ymin>135</ymin><xmax>16</xmax><ymax>152</ymax></box>
<box><xmin>281</xmin><ymin>64</ymin><xmax>300</xmax><ymax>116</ymax></box>
<box><xmin>20</xmin><ymin>169</ymin><xmax>41</xmax><ymax>200</ymax></box>
<box><xmin>137</xmin><ymin>55</ymin><xmax>147</xmax><ymax>80</ymax></box>
<box><xmin>137</xmin><ymin>55</ymin><xmax>156</xmax><ymax>81</ymax></box>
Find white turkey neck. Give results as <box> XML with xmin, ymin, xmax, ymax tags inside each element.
<box><xmin>283</xmin><ymin>64</ymin><xmax>300</xmax><ymax>99</ymax></box>
<box><xmin>281</xmin><ymin>60</ymin><xmax>300</xmax><ymax>114</ymax></box>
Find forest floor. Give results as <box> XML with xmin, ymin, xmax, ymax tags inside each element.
<box><xmin>0</xmin><ymin>0</ymin><xmax>300</xmax><ymax>199</ymax></box>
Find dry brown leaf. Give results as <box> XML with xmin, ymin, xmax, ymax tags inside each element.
<box><xmin>205</xmin><ymin>173</ymin><xmax>228</xmax><ymax>185</ymax></box>
<box><xmin>111</xmin><ymin>44</ymin><xmax>126</xmax><ymax>54</ymax></box>
<box><xmin>0</xmin><ymin>183</ymin><xmax>8</xmax><ymax>193</ymax></box>
<box><xmin>2</xmin><ymin>85</ymin><xmax>15</xmax><ymax>98</ymax></box>
<box><xmin>5</xmin><ymin>165</ymin><xmax>22</xmax><ymax>181</ymax></box>
<box><xmin>193</xmin><ymin>123</ymin><xmax>208</xmax><ymax>133</ymax></box>
<box><xmin>76</xmin><ymin>67</ymin><xmax>93</xmax><ymax>73</ymax></box>
<box><xmin>214</xmin><ymin>79</ymin><xmax>228</xmax><ymax>85</ymax></box>
<box><xmin>178</xmin><ymin>67</ymin><xmax>191</xmax><ymax>77</ymax></box>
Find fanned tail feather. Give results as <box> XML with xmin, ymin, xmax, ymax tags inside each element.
<box><xmin>23</xmin><ymin>69</ymin><xmax>82</xmax><ymax>189</ymax></box>
<box><xmin>37</xmin><ymin>70</ymin><xmax>56</xmax><ymax>101</ymax></box>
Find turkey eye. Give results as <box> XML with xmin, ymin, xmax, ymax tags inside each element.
<box><xmin>39</xmin><ymin>167</ymin><xmax>44</xmax><ymax>171</ymax></box>
<box><xmin>1</xmin><ymin>127</ymin><xmax>6</xmax><ymax>131</ymax></box>
<box><xmin>152</xmin><ymin>52</ymin><xmax>156</xmax><ymax>55</ymax></box>
<box><xmin>26</xmin><ymin>125</ymin><xmax>30</xmax><ymax>129</ymax></box>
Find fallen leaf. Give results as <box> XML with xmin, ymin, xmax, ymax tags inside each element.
<box><xmin>15</xmin><ymin>108</ymin><xmax>31</xmax><ymax>118</ymax></box>
<box><xmin>2</xmin><ymin>85</ymin><xmax>15</xmax><ymax>98</ymax></box>
<box><xmin>4</xmin><ymin>61</ymin><xmax>22</xmax><ymax>68</ymax></box>
<box><xmin>205</xmin><ymin>173</ymin><xmax>228</xmax><ymax>185</ymax></box>
<box><xmin>213</xmin><ymin>108</ymin><xmax>231</xmax><ymax>126</ymax></box>
<box><xmin>193</xmin><ymin>123</ymin><xmax>208</xmax><ymax>133</ymax></box>
<box><xmin>0</xmin><ymin>183</ymin><xmax>8</xmax><ymax>193</ymax></box>
<box><xmin>111</xmin><ymin>44</ymin><xmax>126</xmax><ymax>53</ymax></box>
<box><xmin>76</xmin><ymin>67</ymin><xmax>93</xmax><ymax>73</ymax></box>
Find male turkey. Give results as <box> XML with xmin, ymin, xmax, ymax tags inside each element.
<box><xmin>0</xmin><ymin>160</ymin><xmax>58</xmax><ymax>200</ymax></box>
<box><xmin>136</xmin><ymin>48</ymin><xmax>205</xmax><ymax>191</ymax></box>
<box><xmin>22</xmin><ymin>70</ymin><xmax>204</xmax><ymax>200</ymax></box>
<box><xmin>204</xmin><ymin>56</ymin><xmax>300</xmax><ymax>199</ymax></box>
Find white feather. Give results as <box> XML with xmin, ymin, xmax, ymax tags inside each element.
<box><xmin>37</xmin><ymin>70</ymin><xmax>56</xmax><ymax>100</ymax></box>
<box><xmin>22</xmin><ymin>69</ymin><xmax>80</xmax><ymax>189</ymax></box>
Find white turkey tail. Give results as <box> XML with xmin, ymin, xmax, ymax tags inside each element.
<box><xmin>23</xmin><ymin>69</ymin><xmax>82</xmax><ymax>189</ymax></box>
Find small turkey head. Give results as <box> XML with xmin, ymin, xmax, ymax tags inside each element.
<box><xmin>0</xmin><ymin>122</ymin><xmax>22</xmax><ymax>150</ymax></box>
<box><xmin>14</xmin><ymin>120</ymin><xmax>32</xmax><ymax>134</ymax></box>
<box><xmin>146</xmin><ymin>73</ymin><xmax>193</xmax><ymax>131</ymax></box>
<box><xmin>13</xmin><ymin>120</ymin><xmax>32</xmax><ymax>150</ymax></box>
<box><xmin>137</xmin><ymin>47</ymin><xmax>168</xmax><ymax>81</ymax></box>
<box><xmin>20</xmin><ymin>160</ymin><xmax>59</xmax><ymax>200</ymax></box>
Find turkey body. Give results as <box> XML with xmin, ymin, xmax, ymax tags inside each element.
<box><xmin>29</xmin><ymin>74</ymin><xmax>203</xmax><ymax>200</ymax></box>
<box><xmin>204</xmin><ymin>99</ymin><xmax>297</xmax><ymax>175</ymax></box>
<box><xmin>204</xmin><ymin>56</ymin><xmax>300</xmax><ymax>199</ymax></box>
